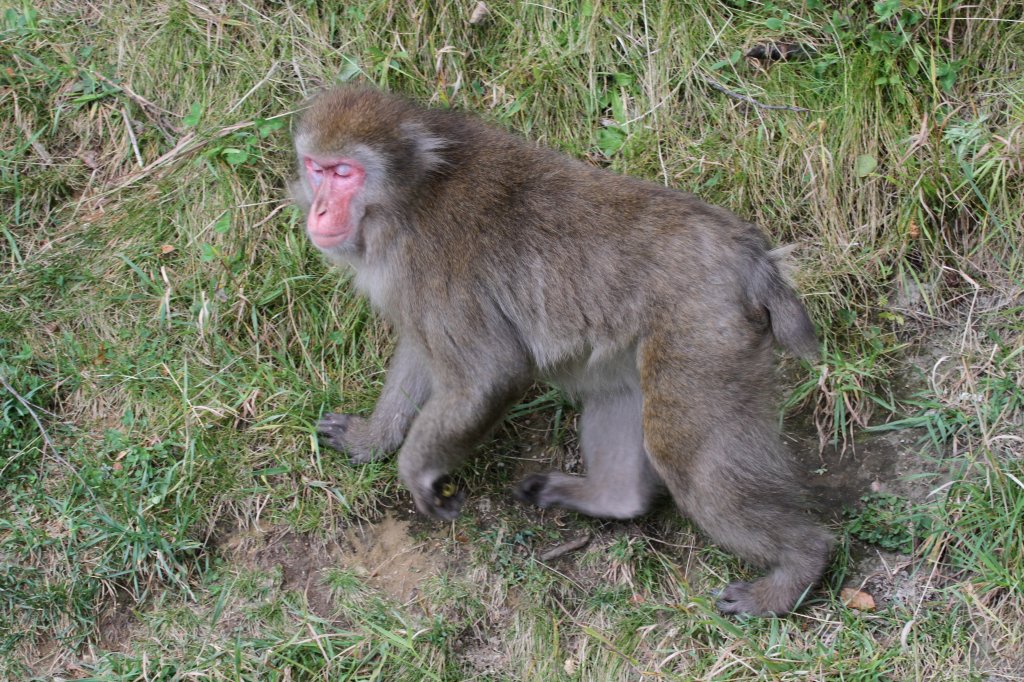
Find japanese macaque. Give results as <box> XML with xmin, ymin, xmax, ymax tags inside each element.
<box><xmin>292</xmin><ymin>86</ymin><xmax>832</xmax><ymax>616</ymax></box>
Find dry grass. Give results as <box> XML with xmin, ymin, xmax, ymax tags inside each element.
<box><xmin>1</xmin><ymin>1</ymin><xmax>1022</xmax><ymax>679</ymax></box>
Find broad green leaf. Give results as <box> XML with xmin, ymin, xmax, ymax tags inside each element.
<box><xmin>855</xmin><ymin>154</ymin><xmax>878</xmax><ymax>177</ymax></box>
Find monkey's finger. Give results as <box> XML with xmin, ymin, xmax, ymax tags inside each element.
<box><xmin>317</xmin><ymin>412</ymin><xmax>352</xmax><ymax>434</ymax></box>
<box><xmin>318</xmin><ymin>412</ymin><xmax>352</xmax><ymax>428</ymax></box>
<box><xmin>316</xmin><ymin>414</ymin><xmax>355</xmax><ymax>456</ymax></box>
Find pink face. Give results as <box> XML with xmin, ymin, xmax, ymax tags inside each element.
<box><xmin>303</xmin><ymin>156</ymin><xmax>366</xmax><ymax>249</ymax></box>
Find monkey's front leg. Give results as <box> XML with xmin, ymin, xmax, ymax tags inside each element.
<box><xmin>319</xmin><ymin>339</ymin><xmax>432</xmax><ymax>463</ymax></box>
<box><xmin>397</xmin><ymin>379</ymin><xmax>525</xmax><ymax>520</ymax></box>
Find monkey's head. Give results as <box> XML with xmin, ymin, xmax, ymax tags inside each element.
<box><xmin>292</xmin><ymin>86</ymin><xmax>450</xmax><ymax>255</ymax></box>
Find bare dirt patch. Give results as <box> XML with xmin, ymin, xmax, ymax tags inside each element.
<box><xmin>344</xmin><ymin>514</ymin><xmax>446</xmax><ymax>604</ymax></box>
<box><xmin>788</xmin><ymin>423</ymin><xmax>957</xmax><ymax>613</ymax></box>
<box><xmin>459</xmin><ymin>634</ymin><xmax>510</xmax><ymax>676</ymax></box>
<box><xmin>217</xmin><ymin>513</ymin><xmax>447</xmax><ymax>616</ymax></box>
<box><xmin>217</xmin><ymin>522</ymin><xmax>328</xmax><ymax>616</ymax></box>
<box><xmin>846</xmin><ymin>551</ymin><xmax>937</xmax><ymax>611</ymax></box>
<box><xmin>96</xmin><ymin>590</ymin><xmax>137</xmax><ymax>653</ymax></box>
<box><xmin>793</xmin><ymin>427</ymin><xmax>947</xmax><ymax>516</ymax></box>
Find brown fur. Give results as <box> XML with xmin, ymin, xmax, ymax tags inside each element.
<box><xmin>293</xmin><ymin>86</ymin><xmax>832</xmax><ymax>616</ymax></box>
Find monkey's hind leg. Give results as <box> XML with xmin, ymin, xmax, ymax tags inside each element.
<box><xmin>515</xmin><ymin>387</ymin><xmax>661</xmax><ymax>519</ymax></box>
<box><xmin>639</xmin><ymin>341</ymin><xmax>832</xmax><ymax>616</ymax></box>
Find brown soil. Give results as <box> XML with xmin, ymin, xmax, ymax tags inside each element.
<box><xmin>96</xmin><ymin>590</ymin><xmax>137</xmax><ymax>653</ymax></box>
<box><xmin>793</xmin><ymin>427</ymin><xmax>948</xmax><ymax>517</ymax></box>
<box><xmin>343</xmin><ymin>514</ymin><xmax>446</xmax><ymax>603</ymax></box>
<box><xmin>217</xmin><ymin>513</ymin><xmax>446</xmax><ymax>617</ymax></box>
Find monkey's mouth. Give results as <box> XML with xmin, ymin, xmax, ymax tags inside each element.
<box><xmin>306</xmin><ymin>207</ymin><xmax>354</xmax><ymax>248</ymax></box>
<box><xmin>307</xmin><ymin>227</ymin><xmax>350</xmax><ymax>249</ymax></box>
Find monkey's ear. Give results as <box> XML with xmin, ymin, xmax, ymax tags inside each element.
<box><xmin>401</xmin><ymin>121</ymin><xmax>451</xmax><ymax>174</ymax></box>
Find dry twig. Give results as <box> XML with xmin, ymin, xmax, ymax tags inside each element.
<box><xmin>540</xmin><ymin>534</ymin><xmax>592</xmax><ymax>561</ymax></box>
<box><xmin>702</xmin><ymin>77</ymin><xmax>809</xmax><ymax>112</ymax></box>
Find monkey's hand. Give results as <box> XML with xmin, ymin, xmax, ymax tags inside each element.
<box><xmin>407</xmin><ymin>474</ymin><xmax>466</xmax><ymax>521</ymax></box>
<box><xmin>317</xmin><ymin>413</ymin><xmax>387</xmax><ymax>464</ymax></box>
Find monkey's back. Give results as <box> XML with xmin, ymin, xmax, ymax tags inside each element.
<box><xmin>411</xmin><ymin>111</ymin><xmax>776</xmax><ymax>370</ymax></box>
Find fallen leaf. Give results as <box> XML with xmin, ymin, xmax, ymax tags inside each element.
<box><xmin>78</xmin><ymin>151</ymin><xmax>99</xmax><ymax>169</ymax></box>
<box><xmin>160</xmin><ymin>244</ymin><xmax>175</xmax><ymax>255</ymax></box>
<box><xmin>855</xmin><ymin>154</ymin><xmax>878</xmax><ymax>178</ymax></box>
<box><xmin>907</xmin><ymin>218</ymin><xmax>920</xmax><ymax>239</ymax></box>
<box><xmin>469</xmin><ymin>1</ymin><xmax>489</xmax><ymax>25</ymax></box>
<box><xmin>841</xmin><ymin>587</ymin><xmax>876</xmax><ymax>611</ymax></box>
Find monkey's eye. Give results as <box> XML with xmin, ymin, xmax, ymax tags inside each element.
<box><xmin>334</xmin><ymin>164</ymin><xmax>352</xmax><ymax>177</ymax></box>
<box><xmin>306</xmin><ymin>159</ymin><xmax>325</xmax><ymax>187</ymax></box>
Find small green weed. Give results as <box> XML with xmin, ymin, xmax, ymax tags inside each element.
<box><xmin>844</xmin><ymin>493</ymin><xmax>934</xmax><ymax>553</ymax></box>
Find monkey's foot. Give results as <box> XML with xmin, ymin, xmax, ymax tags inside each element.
<box><xmin>316</xmin><ymin>413</ymin><xmax>383</xmax><ymax>463</ymax></box>
<box><xmin>512</xmin><ymin>473</ymin><xmax>556</xmax><ymax>508</ymax></box>
<box><xmin>716</xmin><ymin>581</ymin><xmax>766</xmax><ymax>616</ymax></box>
<box><xmin>513</xmin><ymin>472</ymin><xmax>651</xmax><ymax>519</ymax></box>
<box><xmin>716</xmin><ymin>579</ymin><xmax>807</xmax><ymax>617</ymax></box>
<box><xmin>410</xmin><ymin>475</ymin><xmax>465</xmax><ymax>521</ymax></box>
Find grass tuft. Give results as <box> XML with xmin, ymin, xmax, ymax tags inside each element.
<box><xmin>2</xmin><ymin>0</ymin><xmax>1022</xmax><ymax>678</ymax></box>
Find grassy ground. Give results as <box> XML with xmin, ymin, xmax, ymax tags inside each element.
<box><xmin>2</xmin><ymin>1</ymin><xmax>1022</xmax><ymax>679</ymax></box>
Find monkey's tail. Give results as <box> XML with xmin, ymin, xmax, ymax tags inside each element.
<box><xmin>749</xmin><ymin>245</ymin><xmax>820</xmax><ymax>361</ymax></box>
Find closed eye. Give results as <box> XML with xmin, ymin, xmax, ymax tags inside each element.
<box><xmin>305</xmin><ymin>158</ymin><xmax>325</xmax><ymax>187</ymax></box>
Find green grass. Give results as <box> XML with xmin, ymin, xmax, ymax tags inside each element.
<box><xmin>2</xmin><ymin>0</ymin><xmax>1022</xmax><ymax>679</ymax></box>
